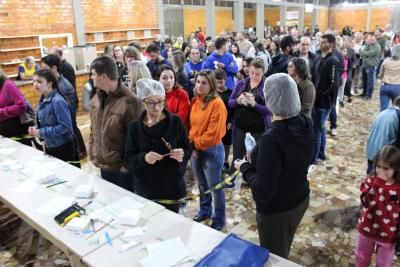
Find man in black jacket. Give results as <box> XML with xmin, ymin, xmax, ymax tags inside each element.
<box><xmin>52</xmin><ymin>47</ymin><xmax>76</xmax><ymax>91</ymax></box>
<box><xmin>293</xmin><ymin>36</ymin><xmax>317</xmax><ymax>83</ymax></box>
<box><xmin>266</xmin><ymin>35</ymin><xmax>295</xmax><ymax>76</ymax></box>
<box><xmin>309</xmin><ymin>34</ymin><xmax>339</xmax><ymax>174</ymax></box>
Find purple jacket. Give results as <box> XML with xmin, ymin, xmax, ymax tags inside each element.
<box><xmin>0</xmin><ymin>80</ymin><xmax>26</xmax><ymax>122</ymax></box>
<box><xmin>228</xmin><ymin>77</ymin><xmax>271</xmax><ymax>129</ymax></box>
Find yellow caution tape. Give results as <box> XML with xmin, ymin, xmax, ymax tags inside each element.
<box><xmin>10</xmin><ymin>134</ymin><xmax>33</xmax><ymax>141</ymax></box>
<box><xmin>153</xmin><ymin>170</ymin><xmax>240</xmax><ymax>205</ymax></box>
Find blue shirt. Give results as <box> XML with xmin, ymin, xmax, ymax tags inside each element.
<box><xmin>366</xmin><ymin>107</ymin><xmax>399</xmax><ymax>160</ymax></box>
<box><xmin>184</xmin><ymin>61</ymin><xmax>203</xmax><ymax>98</ymax></box>
<box><xmin>146</xmin><ymin>58</ymin><xmax>172</xmax><ymax>78</ymax></box>
<box><xmin>202</xmin><ymin>51</ymin><xmax>238</xmax><ymax>90</ymax></box>
<box><xmin>37</xmin><ymin>90</ymin><xmax>74</xmax><ymax>148</ymax></box>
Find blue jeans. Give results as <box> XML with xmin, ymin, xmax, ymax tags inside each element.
<box><xmin>101</xmin><ymin>169</ymin><xmax>135</xmax><ymax>193</ymax></box>
<box><xmin>362</xmin><ymin>67</ymin><xmax>376</xmax><ymax>98</ymax></box>
<box><xmin>191</xmin><ymin>143</ymin><xmax>226</xmax><ymax>228</ymax></box>
<box><xmin>379</xmin><ymin>83</ymin><xmax>400</xmax><ymax>111</ymax></box>
<box><xmin>311</xmin><ymin>107</ymin><xmax>331</xmax><ymax>164</ymax></box>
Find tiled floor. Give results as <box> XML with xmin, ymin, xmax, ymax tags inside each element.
<box><xmin>1</xmin><ymin>85</ymin><xmax>399</xmax><ymax>266</ymax></box>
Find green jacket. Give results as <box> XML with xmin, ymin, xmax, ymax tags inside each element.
<box><xmin>361</xmin><ymin>43</ymin><xmax>381</xmax><ymax>68</ymax></box>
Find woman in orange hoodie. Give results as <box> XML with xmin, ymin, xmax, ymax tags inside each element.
<box><xmin>189</xmin><ymin>69</ymin><xmax>227</xmax><ymax>231</ymax></box>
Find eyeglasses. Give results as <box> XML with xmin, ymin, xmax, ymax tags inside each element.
<box><xmin>144</xmin><ymin>99</ymin><xmax>165</xmax><ymax>108</ymax></box>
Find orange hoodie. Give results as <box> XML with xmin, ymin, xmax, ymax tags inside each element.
<box><xmin>189</xmin><ymin>96</ymin><xmax>227</xmax><ymax>151</ymax></box>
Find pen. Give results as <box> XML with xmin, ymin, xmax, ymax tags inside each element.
<box><xmin>90</xmin><ymin>218</ymin><xmax>95</xmax><ymax>232</ymax></box>
<box><xmin>105</xmin><ymin>231</ymin><xmax>113</xmax><ymax>246</ymax></box>
<box><xmin>46</xmin><ymin>180</ymin><xmax>67</xmax><ymax>188</ymax></box>
<box><xmin>86</xmin><ymin>218</ymin><xmax>115</xmax><ymax>239</ymax></box>
<box><xmin>82</xmin><ymin>200</ymin><xmax>93</xmax><ymax>208</ymax></box>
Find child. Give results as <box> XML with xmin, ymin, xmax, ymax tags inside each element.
<box><xmin>355</xmin><ymin>145</ymin><xmax>400</xmax><ymax>267</ymax></box>
<box><xmin>214</xmin><ymin>69</ymin><xmax>233</xmax><ymax>174</ymax></box>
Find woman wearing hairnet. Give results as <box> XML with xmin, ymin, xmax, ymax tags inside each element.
<box><xmin>234</xmin><ymin>73</ymin><xmax>313</xmax><ymax>259</ymax></box>
<box><xmin>124</xmin><ymin>78</ymin><xmax>191</xmax><ymax>213</ymax></box>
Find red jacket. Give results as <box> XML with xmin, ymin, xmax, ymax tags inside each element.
<box><xmin>358</xmin><ymin>175</ymin><xmax>400</xmax><ymax>244</ymax></box>
<box><xmin>166</xmin><ymin>87</ymin><xmax>190</xmax><ymax>124</ymax></box>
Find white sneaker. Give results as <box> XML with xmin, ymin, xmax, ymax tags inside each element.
<box><xmin>308</xmin><ymin>164</ymin><xmax>317</xmax><ymax>174</ymax></box>
<box><xmin>330</xmin><ymin>129</ymin><xmax>337</xmax><ymax>136</ymax></box>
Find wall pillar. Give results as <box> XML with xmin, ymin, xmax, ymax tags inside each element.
<box><xmin>72</xmin><ymin>0</ymin><xmax>86</xmax><ymax>45</ymax></box>
<box><xmin>205</xmin><ymin>0</ymin><xmax>216</xmax><ymax>37</ymax></box>
<box><xmin>233</xmin><ymin>0</ymin><xmax>244</xmax><ymax>32</ymax></box>
<box><xmin>256</xmin><ymin>2</ymin><xmax>265</xmax><ymax>40</ymax></box>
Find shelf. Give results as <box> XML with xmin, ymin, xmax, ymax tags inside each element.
<box><xmin>86</xmin><ymin>39</ymin><xmax>122</xmax><ymax>44</ymax></box>
<box><xmin>127</xmin><ymin>37</ymin><xmax>155</xmax><ymax>41</ymax></box>
<box><xmin>0</xmin><ymin>46</ymin><xmax>41</xmax><ymax>52</ymax></box>
<box><xmin>7</xmin><ymin>74</ymin><xmax>18</xmax><ymax>79</ymax></box>
<box><xmin>1</xmin><ymin>59</ymin><xmax>41</xmax><ymax>66</ymax></box>
<box><xmin>85</xmin><ymin>28</ymin><xmax>159</xmax><ymax>34</ymax></box>
<box><xmin>0</xmin><ymin>35</ymin><xmax>39</xmax><ymax>39</ymax></box>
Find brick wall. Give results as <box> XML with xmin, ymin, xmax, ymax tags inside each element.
<box><xmin>0</xmin><ymin>0</ymin><xmax>76</xmax><ymax>41</ymax></box>
<box><xmin>81</xmin><ymin>0</ymin><xmax>158</xmax><ymax>31</ymax></box>
<box><xmin>328</xmin><ymin>7</ymin><xmax>392</xmax><ymax>32</ymax></box>
<box><xmin>317</xmin><ymin>9</ymin><xmax>329</xmax><ymax>32</ymax></box>
<box><xmin>18</xmin><ymin>72</ymin><xmax>90</xmax><ymax>112</ymax></box>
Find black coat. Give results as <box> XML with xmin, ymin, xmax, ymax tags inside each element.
<box><xmin>124</xmin><ymin>110</ymin><xmax>191</xmax><ymax>200</ymax></box>
<box><xmin>240</xmin><ymin>114</ymin><xmax>313</xmax><ymax>214</ymax></box>
<box><xmin>293</xmin><ymin>51</ymin><xmax>318</xmax><ymax>84</ymax></box>
<box><xmin>60</xmin><ymin>59</ymin><xmax>76</xmax><ymax>90</ymax></box>
<box><xmin>346</xmin><ymin>48</ymin><xmax>357</xmax><ymax>81</ymax></box>
<box><xmin>314</xmin><ymin>52</ymin><xmax>340</xmax><ymax>108</ymax></box>
<box><xmin>266</xmin><ymin>53</ymin><xmax>290</xmax><ymax>77</ymax></box>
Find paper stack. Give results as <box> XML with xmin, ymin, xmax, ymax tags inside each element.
<box><xmin>140</xmin><ymin>237</ymin><xmax>190</xmax><ymax>267</ymax></box>
<box><xmin>66</xmin><ymin>217</ymin><xmax>90</xmax><ymax>231</ymax></box>
<box><xmin>73</xmin><ymin>184</ymin><xmax>94</xmax><ymax>198</ymax></box>
<box><xmin>118</xmin><ymin>209</ymin><xmax>141</xmax><ymax>226</ymax></box>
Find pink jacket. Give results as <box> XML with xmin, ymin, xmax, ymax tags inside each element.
<box><xmin>0</xmin><ymin>80</ymin><xmax>27</xmax><ymax>122</ymax></box>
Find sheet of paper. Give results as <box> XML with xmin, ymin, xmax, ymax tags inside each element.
<box><xmin>123</xmin><ymin>227</ymin><xmax>146</xmax><ymax>238</ymax></box>
<box><xmin>0</xmin><ymin>147</ymin><xmax>17</xmax><ymax>155</ymax></box>
<box><xmin>104</xmin><ymin>196</ymin><xmax>145</xmax><ymax>217</ymax></box>
<box><xmin>0</xmin><ymin>160</ymin><xmax>23</xmax><ymax>171</ymax></box>
<box><xmin>13</xmin><ymin>179</ymin><xmax>39</xmax><ymax>193</ymax></box>
<box><xmin>35</xmin><ymin>196</ymin><xmax>76</xmax><ymax>217</ymax></box>
<box><xmin>141</xmin><ymin>237</ymin><xmax>189</xmax><ymax>267</ymax></box>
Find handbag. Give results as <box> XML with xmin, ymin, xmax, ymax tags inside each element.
<box><xmin>194</xmin><ymin>234</ymin><xmax>269</xmax><ymax>267</ymax></box>
<box><xmin>19</xmin><ymin>99</ymin><xmax>35</xmax><ymax>125</ymax></box>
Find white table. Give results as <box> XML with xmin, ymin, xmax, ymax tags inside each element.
<box><xmin>83</xmin><ymin>209</ymin><xmax>301</xmax><ymax>267</ymax></box>
<box><xmin>0</xmin><ymin>136</ymin><xmax>164</xmax><ymax>266</ymax></box>
<box><xmin>0</xmin><ymin>136</ymin><xmax>302</xmax><ymax>267</ymax></box>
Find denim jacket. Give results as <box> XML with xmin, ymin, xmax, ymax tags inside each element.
<box><xmin>37</xmin><ymin>89</ymin><xmax>74</xmax><ymax>148</ymax></box>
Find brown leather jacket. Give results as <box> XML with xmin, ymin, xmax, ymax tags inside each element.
<box><xmin>89</xmin><ymin>81</ymin><xmax>143</xmax><ymax>171</ymax></box>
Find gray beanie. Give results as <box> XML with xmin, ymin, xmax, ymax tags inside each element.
<box><xmin>136</xmin><ymin>78</ymin><xmax>165</xmax><ymax>100</ymax></box>
<box><xmin>263</xmin><ymin>73</ymin><xmax>301</xmax><ymax>117</ymax></box>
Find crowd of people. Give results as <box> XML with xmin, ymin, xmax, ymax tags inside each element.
<box><xmin>1</xmin><ymin>22</ymin><xmax>400</xmax><ymax>264</ymax></box>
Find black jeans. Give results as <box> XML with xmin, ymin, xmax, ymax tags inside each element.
<box><xmin>231</xmin><ymin>127</ymin><xmax>263</xmax><ymax>171</ymax></box>
<box><xmin>101</xmin><ymin>169</ymin><xmax>135</xmax><ymax>193</ymax></box>
<box><xmin>46</xmin><ymin>139</ymin><xmax>80</xmax><ymax>168</ymax></box>
<box><xmin>0</xmin><ymin>117</ymin><xmax>33</xmax><ymax>146</ymax></box>
<box><xmin>256</xmin><ymin>196</ymin><xmax>310</xmax><ymax>259</ymax></box>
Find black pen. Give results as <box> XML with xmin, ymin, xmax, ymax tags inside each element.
<box><xmin>46</xmin><ymin>180</ymin><xmax>67</xmax><ymax>188</ymax></box>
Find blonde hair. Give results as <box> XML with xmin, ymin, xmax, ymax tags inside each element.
<box><xmin>128</xmin><ymin>61</ymin><xmax>152</xmax><ymax>94</ymax></box>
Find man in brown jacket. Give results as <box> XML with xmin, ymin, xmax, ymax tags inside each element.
<box><xmin>89</xmin><ymin>56</ymin><xmax>143</xmax><ymax>192</ymax></box>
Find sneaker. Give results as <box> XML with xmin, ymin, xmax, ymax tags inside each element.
<box><xmin>316</xmin><ymin>159</ymin><xmax>326</xmax><ymax>166</ymax></box>
<box><xmin>308</xmin><ymin>164</ymin><xmax>317</xmax><ymax>174</ymax></box>
<box><xmin>211</xmin><ymin>222</ymin><xmax>225</xmax><ymax>231</ymax></box>
<box><xmin>339</xmin><ymin>101</ymin><xmax>344</xmax><ymax>108</ymax></box>
<box><xmin>330</xmin><ymin>129</ymin><xmax>337</xmax><ymax>136</ymax></box>
<box><xmin>222</xmin><ymin>162</ymin><xmax>230</xmax><ymax>173</ymax></box>
<box><xmin>347</xmin><ymin>97</ymin><xmax>352</xmax><ymax>103</ymax></box>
